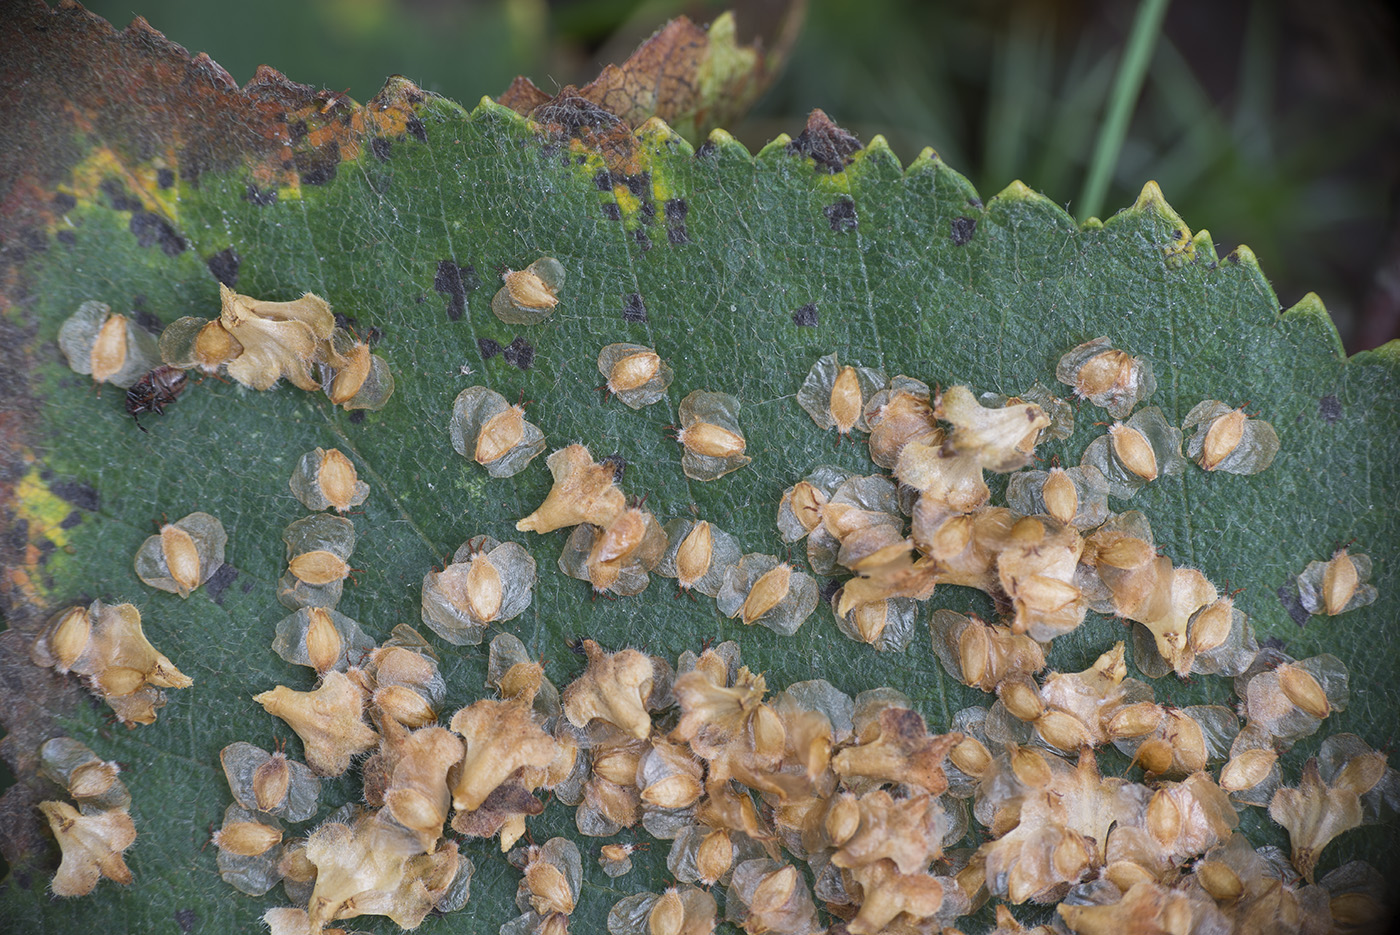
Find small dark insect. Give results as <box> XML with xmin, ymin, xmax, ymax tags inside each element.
<box><xmin>126</xmin><ymin>365</ymin><xmax>188</xmax><ymax>431</ymax></box>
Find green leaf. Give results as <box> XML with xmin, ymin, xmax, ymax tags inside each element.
<box><xmin>1</xmin><ymin>10</ymin><xmax>1397</xmax><ymax>935</ymax></box>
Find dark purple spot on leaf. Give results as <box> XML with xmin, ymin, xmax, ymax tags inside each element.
<box><xmin>434</xmin><ymin>260</ymin><xmax>478</xmax><ymax>321</ymax></box>
<box><xmin>1277</xmin><ymin>578</ymin><xmax>1311</xmax><ymax>627</ymax></box>
<box><xmin>371</xmin><ymin>138</ymin><xmax>392</xmax><ymax>161</ymax></box>
<box><xmin>157</xmin><ymin>168</ymin><xmax>175</xmax><ymax>189</ymax></box>
<box><xmin>287</xmin><ymin>120</ymin><xmax>309</xmax><ymax>142</ymax></box>
<box><xmin>206</xmin><ymin>247</ymin><xmax>240</xmax><ymax>288</ymax></box>
<box><xmin>504</xmin><ymin>337</ymin><xmax>535</xmax><ymax>370</ymax></box>
<box><xmin>100</xmin><ymin>178</ymin><xmax>141</xmax><ymax>212</ymax></box>
<box><xmin>205</xmin><ymin>564</ymin><xmax>238</xmax><ymax>605</ymax></box>
<box><xmin>348</xmin><ymin>410</ymin><xmax>367</xmax><ymax>424</ymax></box>
<box><xmin>601</xmin><ymin>453</ymin><xmax>627</xmax><ymax>481</ymax></box>
<box><xmin>50</xmin><ymin>479</ymin><xmax>99</xmax><ymax>511</ymax></box>
<box><xmin>950</xmin><ymin>216</ymin><xmax>977</xmax><ymax>245</ymax></box>
<box><xmin>60</xmin><ymin>510</ymin><xmax>82</xmax><ymax>530</ymax></box>
<box><xmin>667</xmin><ymin>224</ymin><xmax>690</xmax><ymax>245</ymax></box>
<box><xmin>622</xmin><ymin>293</ymin><xmax>647</xmax><ymax>323</ymax></box>
<box><xmin>695</xmin><ymin>140</ymin><xmax>718</xmax><ymax>160</ymax></box>
<box><xmin>967</xmin><ymin>196</ymin><xmax>984</xmax><ymax>209</ymax></box>
<box><xmin>818</xmin><ymin>578</ymin><xmax>843</xmax><ymax>603</ymax></box>
<box><xmin>57</xmin><ymin>230</ymin><xmax>76</xmax><ymax>246</ymax></box>
<box><xmin>665</xmin><ymin>199</ymin><xmax>688</xmax><ymax>222</ymax></box>
<box><xmin>601</xmin><ymin>202</ymin><xmax>622</xmax><ymax>221</ymax></box>
<box><xmin>792</xmin><ymin>303</ymin><xmax>818</xmax><ymax>327</ymax></box>
<box><xmin>824</xmin><ymin>198</ymin><xmax>857</xmax><ymax>233</ymax></box>
<box><xmin>477</xmin><ymin>337</ymin><xmax>501</xmax><ymax>359</ymax></box>
<box><xmin>175</xmin><ymin>908</ymin><xmax>197</xmax><ymax>933</ymax></box>
<box><xmin>633</xmin><ymin>228</ymin><xmax>652</xmax><ymax>252</ymax></box>
<box><xmin>594</xmin><ymin>170</ymin><xmax>614</xmax><ymax>192</ymax></box>
<box><xmin>52</xmin><ymin>192</ymin><xmax>76</xmax><ymax>212</ymax></box>
<box><xmin>1319</xmin><ymin>394</ymin><xmax>1341</xmax><ymax>424</ymax></box>
<box><xmin>624</xmin><ymin>173</ymin><xmax>650</xmax><ymax>197</ymax></box>
<box><xmin>129</xmin><ymin>212</ymin><xmax>187</xmax><ymax>256</ymax></box>
<box><xmin>131</xmin><ymin>307</ymin><xmax>163</xmax><ymax>336</ymax></box>
<box><xmin>639</xmin><ymin>200</ymin><xmax>655</xmax><ymax>223</ymax></box>
<box><xmin>406</xmin><ymin>118</ymin><xmax>429</xmax><ymax>143</ymax></box>
<box><xmin>244</xmin><ymin>184</ymin><xmax>277</xmax><ymax>207</ymax></box>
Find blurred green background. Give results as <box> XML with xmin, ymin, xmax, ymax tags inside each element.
<box><xmin>81</xmin><ymin>0</ymin><xmax>1400</xmax><ymax>350</ymax></box>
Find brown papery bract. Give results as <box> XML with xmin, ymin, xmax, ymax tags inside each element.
<box><xmin>39</xmin><ymin>800</ymin><xmax>137</xmax><ymax>897</ymax></box>
<box><xmin>449</xmin><ymin>694</ymin><xmax>557</xmax><ymax>813</ymax></box>
<box><xmin>832</xmin><ymin>706</ymin><xmax>961</xmax><ymax>795</ymax></box>
<box><xmin>517</xmin><ymin>444</ymin><xmax>626</xmax><ymax>533</ymax></box>
<box><xmin>561</xmin><ymin>639</ymin><xmax>655</xmax><ymax>739</ymax></box>
<box><xmin>253</xmin><ymin>671</ymin><xmax>378</xmax><ymax>776</ymax></box>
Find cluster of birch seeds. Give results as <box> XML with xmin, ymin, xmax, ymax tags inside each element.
<box><xmin>158</xmin><ymin>285</ymin><xmax>394</xmax><ymax>408</ymax></box>
<box><xmin>44</xmin><ymin>274</ymin><xmax>1393</xmax><ymax>935</ymax></box>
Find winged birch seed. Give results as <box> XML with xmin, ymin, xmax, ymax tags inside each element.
<box><xmin>1109</xmin><ymin>422</ymin><xmax>1158</xmax><ymax>480</ymax></box>
<box><xmin>1041</xmin><ymin>468</ymin><xmax>1078</xmax><ymax>525</ymax></box>
<box><xmin>1194</xmin><ymin>859</ymin><xmax>1244</xmax><ymax>901</ymax></box>
<box><xmin>214</xmin><ymin>819</ymin><xmax>283</xmax><ymax>857</ymax></box>
<box><xmin>741</xmin><ymin>562</ymin><xmax>792</xmax><ymax>625</ymax></box>
<box><xmin>1220</xmin><ymin>748</ymin><xmax>1279</xmax><ymax>792</ymax></box>
<box><xmin>1296</xmin><ymin>548</ymin><xmax>1377</xmax><ymax>616</ymax></box>
<box><xmin>492</xmin><ymin>256</ymin><xmax>565</xmax><ymax>324</ymax></box>
<box><xmin>716</xmin><ymin>553</ymin><xmax>818</xmax><ymax>635</ymax></box>
<box><xmin>1055</xmin><ymin>337</ymin><xmax>1156</xmax><ymax>418</ymax></box>
<box><xmin>47</xmin><ymin>606</ymin><xmax>90</xmax><ymax>672</ymax></box>
<box><xmin>599</xmin><ymin>842</ymin><xmax>639</xmax><ymax>877</ymax></box>
<box><xmin>449</xmin><ymin>386</ymin><xmax>546</xmax><ymax>477</ymax></box>
<box><xmin>1278</xmin><ymin>664</ymin><xmax>1331</xmax><ymax>719</ymax></box>
<box><xmin>1322</xmin><ymin>551</ymin><xmax>1361</xmax><ymax>616</ymax></box>
<box><xmin>134</xmin><ymin>511</ymin><xmax>227</xmax><ymax>598</ymax></box>
<box><xmin>598</xmin><ymin>343</ymin><xmax>673</xmax><ymax>408</ymax></box>
<box><xmin>696</xmin><ymin>829</ymin><xmax>735</xmax><ymax>884</ymax></box>
<box><xmin>288</xmin><ymin>550</ymin><xmax>348</xmax><ymax>585</ymax></box>
<box><xmin>675</xmin><ymin>521</ymin><xmax>713</xmax><ymax>586</ymax></box>
<box><xmin>59</xmin><ymin>301</ymin><xmax>159</xmax><ymax>388</ymax></box>
<box><xmin>289</xmin><ymin>447</ymin><xmax>368</xmax><ymax>512</ymax></box>
<box><xmin>303</xmin><ymin>608</ymin><xmax>343</xmax><ymax>675</ymax></box>
<box><xmin>1182</xmin><ymin>399</ymin><xmax>1279</xmax><ymax>474</ymax></box>
<box><xmin>422</xmin><ymin>536</ymin><xmax>536</xmax><ymax>643</ymax></box>
<box><xmin>797</xmin><ymin>352</ymin><xmax>887</xmax><ymax>436</ymax></box>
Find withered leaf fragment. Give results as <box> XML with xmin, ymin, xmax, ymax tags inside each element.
<box><xmin>31</xmin><ymin>600</ymin><xmax>193</xmax><ymax>726</ymax></box>
<box><xmin>599</xmin><ymin>343</ymin><xmax>674</xmax><ymax>408</ymax></box>
<box><xmin>517</xmin><ymin>444</ymin><xmax>626</xmax><ymax>533</ymax></box>
<box><xmin>449</xmin><ymin>385</ymin><xmax>547</xmax><ymax>477</ymax></box>
<box><xmin>1182</xmin><ymin>399</ymin><xmax>1279</xmax><ymax>474</ymax></box>
<box><xmin>936</xmin><ymin>385</ymin><xmax>1050</xmax><ymax>473</ymax></box>
<box><xmin>1055</xmin><ymin>337</ymin><xmax>1156</xmax><ymax>418</ymax></box>
<box><xmin>676</xmin><ymin>389</ymin><xmax>751</xmax><ymax>480</ymax></box>
<box><xmin>253</xmin><ymin>670</ymin><xmax>379</xmax><ymax>776</ymax></box>
<box><xmin>832</xmin><ymin>706</ymin><xmax>961</xmax><ymax>795</ymax></box>
<box><xmin>38</xmin><ymin>800</ymin><xmax>136</xmax><ymax>897</ymax></box>
<box><xmin>58</xmin><ymin>300</ymin><xmax>160</xmax><ymax>388</ymax></box>
<box><xmin>492</xmin><ymin>257</ymin><xmax>565</xmax><ymax>325</ymax></box>
<box><xmin>288</xmin><ymin>447</ymin><xmax>369</xmax><ymax>512</ymax></box>
<box><xmin>133</xmin><ymin>511</ymin><xmax>227</xmax><ymax>598</ymax></box>
<box><xmin>304</xmin><ymin>810</ymin><xmax>465</xmax><ymax>930</ymax></box>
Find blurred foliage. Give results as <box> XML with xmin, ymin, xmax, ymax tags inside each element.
<box><xmin>82</xmin><ymin>0</ymin><xmax>1400</xmax><ymax>349</ymax></box>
